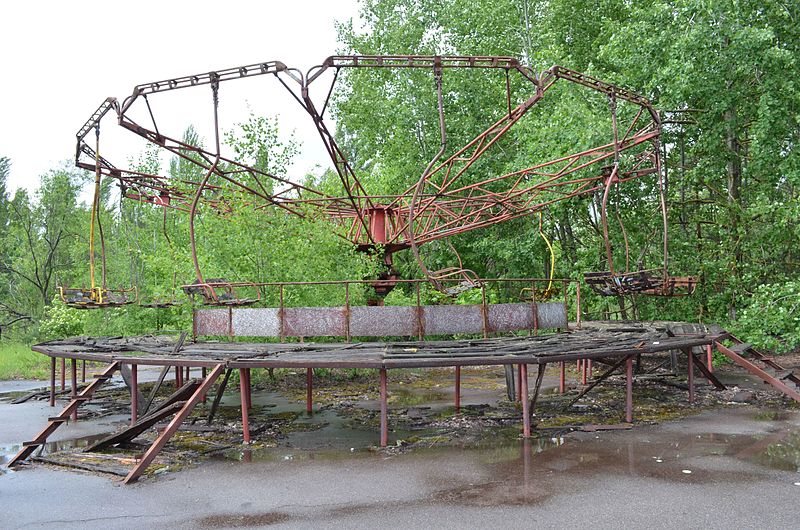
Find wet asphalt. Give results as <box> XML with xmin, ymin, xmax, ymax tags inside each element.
<box><xmin>2</xmin><ymin>374</ymin><xmax>800</xmax><ymax>529</ymax></box>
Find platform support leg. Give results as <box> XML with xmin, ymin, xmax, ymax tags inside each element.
<box><xmin>175</xmin><ymin>366</ymin><xmax>181</xmax><ymax>389</ymax></box>
<box><xmin>239</xmin><ymin>368</ymin><xmax>250</xmax><ymax>444</ymax></box>
<box><xmin>131</xmin><ymin>364</ymin><xmax>138</xmax><ymax>425</ymax></box>
<box><xmin>559</xmin><ymin>361</ymin><xmax>566</xmax><ymax>394</ymax></box>
<box><xmin>201</xmin><ymin>367</ymin><xmax>208</xmax><ymax>403</ymax></box>
<box><xmin>706</xmin><ymin>344</ymin><xmax>713</xmax><ymax>373</ymax></box>
<box><xmin>123</xmin><ymin>364</ymin><xmax>224</xmax><ymax>484</ymax></box>
<box><xmin>245</xmin><ymin>368</ymin><xmax>252</xmax><ymax>411</ymax></box>
<box><xmin>306</xmin><ymin>368</ymin><xmax>313</xmax><ymax>414</ymax></box>
<box><xmin>626</xmin><ymin>356</ymin><xmax>634</xmax><ymax>423</ymax></box>
<box><xmin>49</xmin><ymin>357</ymin><xmax>56</xmax><ymax>407</ymax></box>
<box><xmin>687</xmin><ymin>349</ymin><xmax>695</xmax><ymax>404</ymax></box>
<box><xmin>60</xmin><ymin>357</ymin><xmax>65</xmax><ymax>391</ymax></box>
<box><xmin>454</xmin><ymin>366</ymin><xmax>461</xmax><ymax>413</ymax></box>
<box><xmin>81</xmin><ymin>360</ymin><xmax>86</xmax><ymax>383</ymax></box>
<box><xmin>588</xmin><ymin>359</ymin><xmax>593</xmax><ymax>380</ymax></box>
<box><xmin>521</xmin><ymin>364</ymin><xmax>530</xmax><ymax>438</ymax></box>
<box><xmin>516</xmin><ymin>364</ymin><xmax>522</xmax><ymax>402</ymax></box>
<box><xmin>581</xmin><ymin>359</ymin><xmax>588</xmax><ymax>385</ymax></box>
<box><xmin>380</xmin><ymin>368</ymin><xmax>388</xmax><ymax>447</ymax></box>
<box><xmin>70</xmin><ymin>359</ymin><xmax>78</xmax><ymax>421</ymax></box>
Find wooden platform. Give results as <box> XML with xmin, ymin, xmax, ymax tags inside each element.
<box><xmin>14</xmin><ymin>321</ymin><xmax>726</xmax><ymax>483</ymax></box>
<box><xmin>32</xmin><ymin>322</ymin><xmax>715</xmax><ymax>370</ymax></box>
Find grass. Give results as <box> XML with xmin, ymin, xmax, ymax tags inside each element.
<box><xmin>0</xmin><ymin>342</ymin><xmax>50</xmax><ymax>380</ymax></box>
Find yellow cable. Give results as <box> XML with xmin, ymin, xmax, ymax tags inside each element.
<box><xmin>539</xmin><ymin>212</ymin><xmax>555</xmax><ymax>295</ymax></box>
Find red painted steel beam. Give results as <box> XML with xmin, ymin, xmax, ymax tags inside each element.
<box><xmin>626</xmin><ymin>356</ymin><xmax>634</xmax><ymax>423</ymax></box>
<box><xmin>239</xmin><ymin>368</ymin><xmax>250</xmax><ymax>444</ymax></box>
<box><xmin>687</xmin><ymin>348</ymin><xmax>695</xmax><ymax>404</ymax></box>
<box><xmin>49</xmin><ymin>357</ymin><xmax>55</xmax><ymax>407</ymax></box>
<box><xmin>124</xmin><ymin>364</ymin><xmax>224</xmax><ymax>484</ymax></box>
<box><xmin>715</xmin><ymin>342</ymin><xmax>800</xmax><ymax>403</ymax></box>
<box><xmin>454</xmin><ymin>366</ymin><xmax>461</xmax><ymax>412</ymax></box>
<box><xmin>131</xmin><ymin>364</ymin><xmax>138</xmax><ymax>425</ymax></box>
<box><xmin>70</xmin><ymin>359</ymin><xmax>78</xmax><ymax>422</ymax></box>
<box><xmin>306</xmin><ymin>368</ymin><xmax>313</xmax><ymax>414</ymax></box>
<box><xmin>521</xmin><ymin>364</ymin><xmax>530</xmax><ymax>438</ymax></box>
<box><xmin>9</xmin><ymin>362</ymin><xmax>120</xmax><ymax>467</ymax></box>
<box><xmin>380</xmin><ymin>368</ymin><xmax>388</xmax><ymax>447</ymax></box>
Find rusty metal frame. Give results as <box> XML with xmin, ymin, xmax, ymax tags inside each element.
<box><xmin>72</xmin><ymin>54</ymin><xmax>690</xmax><ymax>297</ymax></box>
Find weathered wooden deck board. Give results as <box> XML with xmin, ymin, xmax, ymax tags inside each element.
<box><xmin>31</xmin><ymin>322</ymin><xmax>716</xmax><ymax>370</ymax></box>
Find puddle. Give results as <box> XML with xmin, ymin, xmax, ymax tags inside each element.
<box><xmin>4</xmin><ymin>366</ymin><xmax>800</xmax><ymax>488</ymax></box>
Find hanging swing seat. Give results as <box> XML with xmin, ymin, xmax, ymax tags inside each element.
<box><xmin>182</xmin><ymin>278</ymin><xmax>260</xmax><ymax>307</ymax></box>
<box><xmin>584</xmin><ymin>270</ymin><xmax>697</xmax><ymax>297</ymax></box>
<box><xmin>59</xmin><ymin>286</ymin><xmax>137</xmax><ymax>309</ymax></box>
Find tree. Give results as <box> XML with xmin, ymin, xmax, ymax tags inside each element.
<box><xmin>1</xmin><ymin>167</ymin><xmax>82</xmax><ymax>317</ymax></box>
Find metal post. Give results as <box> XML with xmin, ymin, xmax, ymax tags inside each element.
<box><xmin>706</xmin><ymin>344</ymin><xmax>713</xmax><ymax>373</ymax></box>
<box><xmin>454</xmin><ymin>366</ymin><xmax>461</xmax><ymax>412</ymax></box>
<box><xmin>576</xmin><ymin>280</ymin><xmax>582</xmax><ymax>329</ymax></box>
<box><xmin>687</xmin><ymin>348</ymin><xmax>695</xmax><ymax>404</ymax></box>
<box><xmin>306</xmin><ymin>367</ymin><xmax>313</xmax><ymax>413</ymax></box>
<box><xmin>49</xmin><ymin>357</ymin><xmax>56</xmax><ymax>407</ymax></box>
<box><xmin>131</xmin><ymin>364</ymin><xmax>138</xmax><ymax>425</ymax></box>
<box><xmin>521</xmin><ymin>364</ymin><xmax>530</xmax><ymax>438</ymax></box>
<box><xmin>239</xmin><ymin>368</ymin><xmax>250</xmax><ymax>444</ymax></box>
<box><xmin>244</xmin><ymin>368</ymin><xmax>252</xmax><ymax>411</ymax></box>
<box><xmin>175</xmin><ymin>366</ymin><xmax>181</xmax><ymax>389</ymax></box>
<box><xmin>70</xmin><ymin>359</ymin><xmax>78</xmax><ymax>421</ymax></box>
<box><xmin>588</xmin><ymin>359</ymin><xmax>593</xmax><ymax>380</ymax></box>
<box><xmin>581</xmin><ymin>359</ymin><xmax>588</xmax><ymax>385</ymax></box>
<box><xmin>559</xmin><ymin>361</ymin><xmax>565</xmax><ymax>394</ymax></box>
<box><xmin>81</xmin><ymin>360</ymin><xmax>86</xmax><ymax>383</ymax></box>
<box><xmin>626</xmin><ymin>356</ymin><xmax>633</xmax><ymax>423</ymax></box>
<box><xmin>201</xmin><ymin>367</ymin><xmax>207</xmax><ymax>403</ymax></box>
<box><xmin>380</xmin><ymin>368</ymin><xmax>388</xmax><ymax>447</ymax></box>
<box><xmin>60</xmin><ymin>357</ymin><xmax>65</xmax><ymax>391</ymax></box>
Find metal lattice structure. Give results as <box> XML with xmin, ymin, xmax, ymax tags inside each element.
<box><xmin>72</xmin><ymin>55</ymin><xmax>695</xmax><ymax>305</ymax></box>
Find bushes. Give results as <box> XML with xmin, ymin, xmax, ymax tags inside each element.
<box><xmin>731</xmin><ymin>281</ymin><xmax>800</xmax><ymax>354</ymax></box>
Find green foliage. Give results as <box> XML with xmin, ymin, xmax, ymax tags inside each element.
<box><xmin>732</xmin><ymin>282</ymin><xmax>800</xmax><ymax>354</ymax></box>
<box><xmin>335</xmin><ymin>0</ymin><xmax>800</xmax><ymax>348</ymax></box>
<box><xmin>0</xmin><ymin>341</ymin><xmax>50</xmax><ymax>380</ymax></box>
<box><xmin>1</xmin><ymin>2</ymin><xmax>799</xmax><ymax>360</ymax></box>
<box><xmin>39</xmin><ymin>296</ymin><xmax>84</xmax><ymax>340</ymax></box>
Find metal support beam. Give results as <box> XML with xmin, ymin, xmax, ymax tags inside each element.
<box><xmin>559</xmin><ymin>361</ymin><xmax>565</xmax><ymax>394</ymax></box>
<box><xmin>131</xmin><ymin>364</ymin><xmax>138</xmax><ymax>425</ymax></box>
<box><xmin>306</xmin><ymin>367</ymin><xmax>313</xmax><ymax>413</ymax></box>
<box><xmin>239</xmin><ymin>368</ymin><xmax>250</xmax><ymax>444</ymax></box>
<box><xmin>687</xmin><ymin>348</ymin><xmax>695</xmax><ymax>404</ymax></box>
<box><xmin>380</xmin><ymin>368</ymin><xmax>388</xmax><ymax>447</ymax></box>
<box><xmin>49</xmin><ymin>357</ymin><xmax>56</xmax><ymax>407</ymax></box>
<box><xmin>123</xmin><ymin>364</ymin><xmax>224</xmax><ymax>484</ymax></box>
<box><xmin>70</xmin><ymin>359</ymin><xmax>77</xmax><ymax>421</ymax></box>
<box><xmin>454</xmin><ymin>366</ymin><xmax>461</xmax><ymax>412</ymax></box>
<box><xmin>521</xmin><ymin>364</ymin><xmax>530</xmax><ymax>438</ymax></box>
<box><xmin>626</xmin><ymin>355</ymin><xmax>634</xmax><ymax>423</ymax></box>
<box><xmin>207</xmin><ymin>368</ymin><xmax>232</xmax><ymax>425</ymax></box>
<box><xmin>9</xmin><ymin>361</ymin><xmax>120</xmax><ymax>467</ymax></box>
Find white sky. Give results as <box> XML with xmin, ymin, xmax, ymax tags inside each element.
<box><xmin>0</xmin><ymin>0</ymin><xmax>361</xmax><ymax>193</ymax></box>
